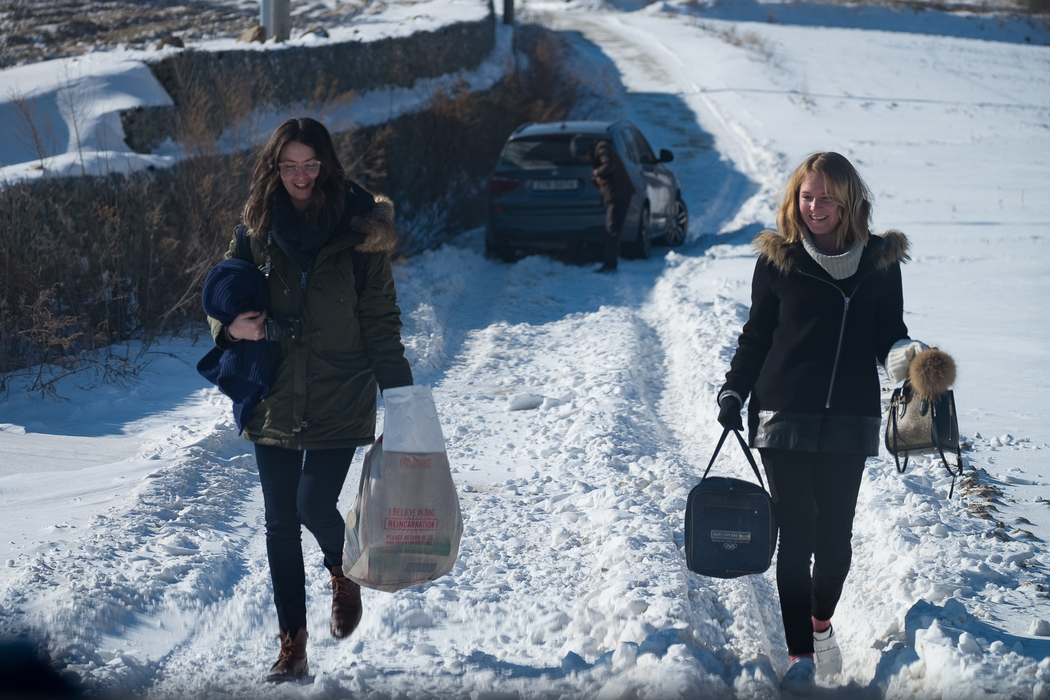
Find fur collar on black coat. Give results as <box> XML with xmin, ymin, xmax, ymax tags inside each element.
<box><xmin>754</xmin><ymin>228</ymin><xmax>909</xmax><ymax>275</ymax></box>
<box><xmin>721</xmin><ymin>229</ymin><xmax>911</xmax><ymax>455</ymax></box>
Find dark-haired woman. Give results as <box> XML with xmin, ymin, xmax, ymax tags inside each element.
<box><xmin>716</xmin><ymin>152</ymin><xmax>932</xmax><ymax>695</ymax></box>
<box><xmin>208</xmin><ymin>117</ymin><xmax>413</xmax><ymax>681</ymax></box>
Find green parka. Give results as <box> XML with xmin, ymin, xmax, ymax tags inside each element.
<box><xmin>209</xmin><ymin>193</ymin><xmax>412</xmax><ymax>450</ymax></box>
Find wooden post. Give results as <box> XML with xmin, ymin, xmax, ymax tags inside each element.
<box><xmin>503</xmin><ymin>0</ymin><xmax>514</xmax><ymax>26</ymax></box>
<box><xmin>260</xmin><ymin>0</ymin><xmax>291</xmax><ymax>42</ymax></box>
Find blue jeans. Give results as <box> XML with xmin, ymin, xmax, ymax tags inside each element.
<box><xmin>255</xmin><ymin>444</ymin><xmax>356</xmax><ymax>636</ymax></box>
<box><xmin>759</xmin><ymin>449</ymin><xmax>866</xmax><ymax>655</ymax></box>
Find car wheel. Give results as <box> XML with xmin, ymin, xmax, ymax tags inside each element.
<box><xmin>661</xmin><ymin>196</ymin><xmax>688</xmax><ymax>247</ymax></box>
<box><xmin>625</xmin><ymin>204</ymin><xmax>651</xmax><ymax>259</ymax></box>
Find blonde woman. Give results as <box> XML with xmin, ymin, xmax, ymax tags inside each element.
<box><xmin>717</xmin><ymin>152</ymin><xmax>930</xmax><ymax>694</ymax></box>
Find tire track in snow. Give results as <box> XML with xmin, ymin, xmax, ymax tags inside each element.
<box><xmin>420</xmin><ymin>260</ymin><xmax>741</xmax><ymax>695</ymax></box>
<box><xmin>547</xmin><ymin>7</ymin><xmax>790</xmax><ymax>685</ymax></box>
<box><xmin>398</xmin><ymin>254</ymin><xmax>739</xmax><ymax>696</ymax></box>
<box><xmin>638</xmin><ymin>248</ymin><xmax>788</xmax><ymax>684</ymax></box>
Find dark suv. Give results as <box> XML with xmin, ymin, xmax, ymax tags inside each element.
<box><xmin>485</xmin><ymin>120</ymin><xmax>688</xmax><ymax>262</ymax></box>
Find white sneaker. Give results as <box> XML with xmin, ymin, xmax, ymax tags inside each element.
<box><xmin>813</xmin><ymin>624</ymin><xmax>842</xmax><ymax>676</ymax></box>
<box><xmin>780</xmin><ymin>656</ymin><xmax>816</xmax><ymax>696</ymax></box>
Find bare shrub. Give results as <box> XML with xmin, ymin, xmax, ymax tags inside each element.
<box><xmin>8</xmin><ymin>91</ymin><xmax>60</xmax><ymax>172</ymax></box>
<box><xmin>170</xmin><ymin>61</ymin><xmax>272</xmax><ymax>158</ymax></box>
<box><xmin>346</xmin><ymin>23</ymin><xmax>596</xmax><ymax>253</ymax></box>
<box><xmin>149</xmin><ymin>62</ymin><xmax>272</xmax><ymax>332</ymax></box>
<box><xmin>58</xmin><ymin>63</ymin><xmax>91</xmax><ymax>176</ymax></box>
<box><xmin>0</xmin><ymin>68</ymin><xmax>262</xmax><ymax>389</ymax></box>
<box><xmin>310</xmin><ymin>72</ymin><xmax>357</xmax><ymax>126</ymax></box>
<box><xmin>0</xmin><ymin>177</ymin><xmax>118</xmax><ymax>394</ymax></box>
<box><xmin>1021</xmin><ymin>0</ymin><xmax>1050</xmax><ymax>16</ymax></box>
<box><xmin>689</xmin><ymin>20</ymin><xmax>778</xmax><ymax>62</ymax></box>
<box><xmin>7</xmin><ymin>288</ymin><xmax>101</xmax><ymax>398</ymax></box>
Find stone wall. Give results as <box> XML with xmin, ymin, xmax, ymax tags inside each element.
<box><xmin>121</xmin><ymin>9</ymin><xmax>496</xmax><ymax>153</ymax></box>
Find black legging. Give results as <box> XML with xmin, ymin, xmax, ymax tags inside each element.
<box><xmin>255</xmin><ymin>444</ymin><xmax>356</xmax><ymax>637</ymax></box>
<box><xmin>760</xmin><ymin>449</ymin><xmax>866</xmax><ymax>656</ymax></box>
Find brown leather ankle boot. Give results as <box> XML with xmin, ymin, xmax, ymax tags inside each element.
<box><xmin>263</xmin><ymin>627</ymin><xmax>308</xmax><ymax>682</ymax></box>
<box><xmin>328</xmin><ymin>565</ymin><xmax>363</xmax><ymax>638</ymax></box>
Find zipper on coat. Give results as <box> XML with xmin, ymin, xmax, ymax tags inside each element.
<box><xmin>798</xmin><ymin>268</ymin><xmax>863</xmax><ymax>410</ymax></box>
<box><xmin>825</xmin><ymin>296</ymin><xmax>851</xmax><ymax>409</ymax></box>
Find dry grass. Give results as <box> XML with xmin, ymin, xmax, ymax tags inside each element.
<box><xmin>0</xmin><ymin>0</ymin><xmax>386</xmax><ymax>70</ymax></box>
<box><xmin>0</xmin><ymin>49</ymin><xmax>262</xmax><ymax>391</ymax></box>
<box><xmin>0</xmin><ymin>0</ymin><xmax>250</xmax><ymax>69</ymax></box>
<box><xmin>688</xmin><ymin>18</ymin><xmax>781</xmax><ymax>62</ymax></box>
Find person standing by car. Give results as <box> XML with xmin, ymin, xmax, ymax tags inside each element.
<box><xmin>207</xmin><ymin>117</ymin><xmax>413</xmax><ymax>682</ymax></box>
<box><xmin>715</xmin><ymin>152</ymin><xmax>941</xmax><ymax>694</ymax></box>
<box><xmin>570</xmin><ymin>133</ymin><xmax>636</xmax><ymax>273</ymax></box>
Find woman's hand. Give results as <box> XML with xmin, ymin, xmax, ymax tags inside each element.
<box><xmin>885</xmin><ymin>339</ymin><xmax>930</xmax><ymax>384</ymax></box>
<box><xmin>227</xmin><ymin>310</ymin><xmax>268</xmax><ymax>341</ymax></box>
<box><xmin>717</xmin><ymin>393</ymin><xmax>744</xmax><ymax>431</ymax></box>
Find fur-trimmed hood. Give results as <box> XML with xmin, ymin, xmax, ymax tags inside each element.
<box><xmin>254</xmin><ymin>184</ymin><xmax>397</xmax><ymax>255</ymax></box>
<box><xmin>352</xmin><ymin>194</ymin><xmax>397</xmax><ymax>254</ymax></box>
<box><xmin>754</xmin><ymin>229</ymin><xmax>909</xmax><ymax>276</ymax></box>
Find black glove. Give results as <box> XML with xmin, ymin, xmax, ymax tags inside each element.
<box><xmin>717</xmin><ymin>393</ymin><xmax>744</xmax><ymax>431</ymax></box>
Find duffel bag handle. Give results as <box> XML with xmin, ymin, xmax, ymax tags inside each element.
<box><xmin>701</xmin><ymin>427</ymin><xmax>767</xmax><ymax>491</ymax></box>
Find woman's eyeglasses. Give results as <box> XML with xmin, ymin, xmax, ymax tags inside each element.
<box><xmin>278</xmin><ymin>160</ymin><xmax>321</xmax><ymax>177</ymax></box>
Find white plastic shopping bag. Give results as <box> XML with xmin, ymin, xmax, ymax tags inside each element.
<box><xmin>342</xmin><ymin>385</ymin><xmax>462</xmax><ymax>592</ymax></box>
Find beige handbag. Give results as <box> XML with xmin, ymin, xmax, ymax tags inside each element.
<box><xmin>885</xmin><ymin>379</ymin><xmax>963</xmax><ymax>495</ymax></box>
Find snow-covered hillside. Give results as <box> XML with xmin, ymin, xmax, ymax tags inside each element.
<box><xmin>1</xmin><ymin>1</ymin><xmax>1049</xmax><ymax>698</ymax></box>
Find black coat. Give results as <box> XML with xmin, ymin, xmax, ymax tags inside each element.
<box><xmin>592</xmin><ymin>140</ymin><xmax>636</xmax><ymax>208</ymax></box>
<box><xmin>721</xmin><ymin>230</ymin><xmax>910</xmax><ymax>455</ymax></box>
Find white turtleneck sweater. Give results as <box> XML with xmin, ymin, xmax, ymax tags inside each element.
<box><xmin>802</xmin><ymin>233</ymin><xmax>864</xmax><ymax>280</ymax></box>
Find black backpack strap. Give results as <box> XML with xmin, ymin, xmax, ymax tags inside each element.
<box><xmin>236</xmin><ymin>224</ymin><xmax>366</xmax><ymax>293</ymax></box>
<box><xmin>701</xmin><ymin>427</ymin><xmax>767</xmax><ymax>491</ymax></box>
<box><xmin>235</xmin><ymin>225</ymin><xmax>366</xmax><ymax>294</ymax></box>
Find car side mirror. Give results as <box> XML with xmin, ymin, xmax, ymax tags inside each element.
<box><xmin>658</xmin><ymin>149</ymin><xmax>674</xmax><ymax>163</ymax></box>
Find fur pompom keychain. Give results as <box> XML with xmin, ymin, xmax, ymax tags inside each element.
<box><xmin>909</xmin><ymin>348</ymin><xmax>956</xmax><ymax>400</ymax></box>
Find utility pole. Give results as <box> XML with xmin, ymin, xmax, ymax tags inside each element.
<box><xmin>260</xmin><ymin>0</ymin><xmax>291</xmax><ymax>41</ymax></box>
<box><xmin>503</xmin><ymin>0</ymin><xmax>513</xmax><ymax>25</ymax></box>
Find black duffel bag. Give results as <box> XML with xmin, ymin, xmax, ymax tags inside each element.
<box><xmin>685</xmin><ymin>428</ymin><xmax>777</xmax><ymax>579</ymax></box>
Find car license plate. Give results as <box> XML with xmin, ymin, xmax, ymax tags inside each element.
<box><xmin>532</xmin><ymin>179</ymin><xmax>578</xmax><ymax>191</ymax></box>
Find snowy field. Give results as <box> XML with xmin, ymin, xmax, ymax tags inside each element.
<box><xmin>1</xmin><ymin>0</ymin><xmax>1050</xmax><ymax>698</ymax></box>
